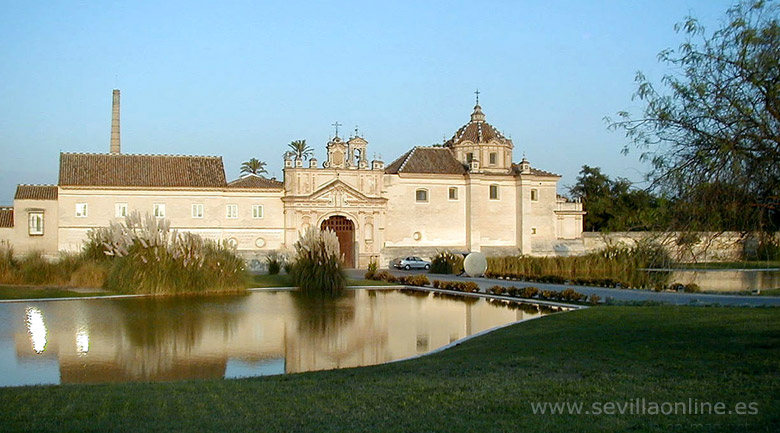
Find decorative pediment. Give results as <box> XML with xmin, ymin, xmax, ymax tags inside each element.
<box><xmin>283</xmin><ymin>178</ymin><xmax>386</xmax><ymax>206</ymax></box>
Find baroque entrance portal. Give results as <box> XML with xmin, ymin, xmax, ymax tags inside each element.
<box><xmin>321</xmin><ymin>215</ymin><xmax>355</xmax><ymax>268</ymax></box>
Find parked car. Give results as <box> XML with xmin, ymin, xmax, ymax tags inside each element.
<box><xmin>392</xmin><ymin>256</ymin><xmax>431</xmax><ymax>270</ymax></box>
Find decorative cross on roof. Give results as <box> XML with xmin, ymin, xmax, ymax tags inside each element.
<box><xmin>354</xmin><ymin>125</ymin><xmax>359</xmax><ymax>137</ymax></box>
<box><xmin>332</xmin><ymin>121</ymin><xmax>342</xmax><ymax>137</ymax></box>
<box><xmin>474</xmin><ymin>88</ymin><xmax>480</xmax><ymax>105</ymax></box>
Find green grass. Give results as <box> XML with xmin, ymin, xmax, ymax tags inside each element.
<box><xmin>758</xmin><ymin>288</ymin><xmax>780</xmax><ymax>296</ymax></box>
<box><xmin>250</xmin><ymin>273</ymin><xmax>397</xmax><ymax>288</ymax></box>
<box><xmin>0</xmin><ymin>306</ymin><xmax>778</xmax><ymax>432</ymax></box>
<box><xmin>0</xmin><ymin>285</ymin><xmax>110</xmax><ymax>300</ymax></box>
<box><xmin>669</xmin><ymin>261</ymin><xmax>780</xmax><ymax>270</ymax></box>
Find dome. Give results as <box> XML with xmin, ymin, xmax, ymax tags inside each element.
<box><xmin>444</xmin><ymin>105</ymin><xmax>513</xmax><ymax>148</ymax></box>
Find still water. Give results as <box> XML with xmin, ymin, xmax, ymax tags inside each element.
<box><xmin>660</xmin><ymin>269</ymin><xmax>780</xmax><ymax>292</ymax></box>
<box><xmin>0</xmin><ymin>289</ymin><xmax>563</xmax><ymax>387</ymax></box>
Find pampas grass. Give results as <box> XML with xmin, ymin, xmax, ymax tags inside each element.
<box><xmin>289</xmin><ymin>227</ymin><xmax>346</xmax><ymax>297</ymax></box>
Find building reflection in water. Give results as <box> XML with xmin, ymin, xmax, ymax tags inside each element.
<box><xmin>2</xmin><ymin>290</ymin><xmax>564</xmax><ymax>387</ymax></box>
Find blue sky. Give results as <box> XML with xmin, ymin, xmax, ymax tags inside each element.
<box><xmin>0</xmin><ymin>0</ymin><xmax>736</xmax><ymax>203</ymax></box>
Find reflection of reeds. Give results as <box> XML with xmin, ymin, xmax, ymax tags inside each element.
<box><xmin>486</xmin><ymin>244</ymin><xmax>672</xmax><ymax>289</ymax></box>
<box><xmin>291</xmin><ymin>291</ymin><xmax>355</xmax><ymax>336</ymax></box>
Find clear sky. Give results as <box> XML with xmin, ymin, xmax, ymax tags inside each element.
<box><xmin>0</xmin><ymin>0</ymin><xmax>737</xmax><ymax>203</ymax></box>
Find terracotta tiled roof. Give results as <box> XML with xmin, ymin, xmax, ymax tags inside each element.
<box><xmin>15</xmin><ymin>185</ymin><xmax>58</xmax><ymax>200</ymax></box>
<box><xmin>59</xmin><ymin>153</ymin><xmax>227</xmax><ymax>188</ymax></box>
<box><xmin>444</xmin><ymin>105</ymin><xmax>513</xmax><ymax>148</ymax></box>
<box><xmin>227</xmin><ymin>174</ymin><xmax>283</xmax><ymax>189</ymax></box>
<box><xmin>385</xmin><ymin>147</ymin><xmax>467</xmax><ymax>175</ymax></box>
<box><xmin>0</xmin><ymin>207</ymin><xmax>13</xmax><ymax>228</ymax></box>
<box><xmin>511</xmin><ymin>163</ymin><xmax>560</xmax><ymax>178</ymax></box>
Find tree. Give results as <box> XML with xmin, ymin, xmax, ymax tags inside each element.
<box><xmin>288</xmin><ymin>139</ymin><xmax>313</xmax><ymax>160</ymax></box>
<box><xmin>607</xmin><ymin>0</ymin><xmax>780</xmax><ymax>232</ymax></box>
<box><xmin>569</xmin><ymin>165</ymin><xmax>664</xmax><ymax>232</ymax></box>
<box><xmin>240</xmin><ymin>158</ymin><xmax>267</xmax><ymax>175</ymax></box>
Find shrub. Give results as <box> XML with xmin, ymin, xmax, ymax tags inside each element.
<box><xmin>265</xmin><ymin>252</ymin><xmax>283</xmax><ymax>275</ymax></box>
<box><xmin>92</xmin><ymin>212</ymin><xmax>248</xmax><ymax>295</ymax></box>
<box><xmin>18</xmin><ymin>252</ymin><xmax>61</xmax><ymax>286</ymax></box>
<box><xmin>588</xmin><ymin>294</ymin><xmax>601</xmax><ymax>305</ymax></box>
<box><xmin>365</xmin><ymin>258</ymin><xmax>378</xmax><ymax>280</ymax></box>
<box><xmin>683</xmin><ymin>283</ymin><xmax>701</xmax><ymax>293</ymax></box>
<box><xmin>520</xmin><ymin>286</ymin><xmax>539</xmax><ymax>299</ymax></box>
<box><xmin>372</xmin><ymin>270</ymin><xmax>398</xmax><ymax>283</ymax></box>
<box><xmin>68</xmin><ymin>261</ymin><xmax>108</xmax><ymax>288</ymax></box>
<box><xmin>401</xmin><ymin>274</ymin><xmax>430</xmax><ymax>287</ymax></box>
<box><xmin>289</xmin><ymin>226</ymin><xmax>346</xmax><ymax>297</ymax></box>
<box><xmin>283</xmin><ymin>261</ymin><xmax>292</xmax><ymax>274</ymax></box>
<box><xmin>430</xmin><ymin>251</ymin><xmax>464</xmax><ymax>274</ymax></box>
<box><xmin>0</xmin><ymin>242</ymin><xmax>19</xmax><ymax>284</ymax></box>
<box><xmin>489</xmin><ymin>286</ymin><xmax>506</xmax><ymax>296</ymax></box>
<box><xmin>506</xmin><ymin>287</ymin><xmax>519</xmax><ymax>297</ymax></box>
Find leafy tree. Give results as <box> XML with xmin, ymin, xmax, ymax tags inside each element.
<box><xmin>240</xmin><ymin>158</ymin><xmax>267</xmax><ymax>175</ymax></box>
<box><xmin>287</xmin><ymin>139</ymin><xmax>313</xmax><ymax>160</ymax></box>
<box><xmin>569</xmin><ymin>165</ymin><xmax>664</xmax><ymax>232</ymax></box>
<box><xmin>607</xmin><ymin>0</ymin><xmax>780</xmax><ymax>232</ymax></box>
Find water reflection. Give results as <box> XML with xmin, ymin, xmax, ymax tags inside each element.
<box><xmin>0</xmin><ymin>290</ymin><xmax>565</xmax><ymax>387</ymax></box>
<box><xmin>24</xmin><ymin>307</ymin><xmax>47</xmax><ymax>354</ymax></box>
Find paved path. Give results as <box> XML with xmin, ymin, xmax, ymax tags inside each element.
<box><xmin>347</xmin><ymin>269</ymin><xmax>780</xmax><ymax>307</ymax></box>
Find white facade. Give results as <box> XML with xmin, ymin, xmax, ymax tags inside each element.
<box><xmin>0</xmin><ymin>103</ymin><xmax>584</xmax><ymax>267</ymax></box>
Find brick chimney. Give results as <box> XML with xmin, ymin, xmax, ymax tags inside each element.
<box><xmin>110</xmin><ymin>89</ymin><xmax>121</xmax><ymax>154</ymax></box>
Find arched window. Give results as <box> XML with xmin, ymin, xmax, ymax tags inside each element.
<box><xmin>415</xmin><ymin>189</ymin><xmax>429</xmax><ymax>202</ymax></box>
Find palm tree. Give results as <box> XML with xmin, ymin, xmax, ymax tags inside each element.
<box><xmin>288</xmin><ymin>139</ymin><xmax>313</xmax><ymax>160</ymax></box>
<box><xmin>240</xmin><ymin>158</ymin><xmax>267</xmax><ymax>175</ymax></box>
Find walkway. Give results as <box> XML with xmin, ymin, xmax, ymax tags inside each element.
<box><xmin>346</xmin><ymin>269</ymin><xmax>780</xmax><ymax>307</ymax></box>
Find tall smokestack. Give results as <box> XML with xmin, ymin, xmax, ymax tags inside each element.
<box><xmin>110</xmin><ymin>89</ymin><xmax>121</xmax><ymax>154</ymax></box>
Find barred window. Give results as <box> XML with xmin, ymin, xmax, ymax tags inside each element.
<box><xmin>415</xmin><ymin>189</ymin><xmax>428</xmax><ymax>202</ymax></box>
<box><xmin>226</xmin><ymin>204</ymin><xmax>238</xmax><ymax>219</ymax></box>
<box><xmin>28</xmin><ymin>212</ymin><xmax>44</xmax><ymax>236</ymax></box>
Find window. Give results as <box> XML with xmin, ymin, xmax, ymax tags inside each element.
<box><xmin>252</xmin><ymin>205</ymin><xmax>263</xmax><ymax>219</ymax></box>
<box><xmin>531</xmin><ymin>189</ymin><xmax>539</xmax><ymax>201</ymax></box>
<box><xmin>153</xmin><ymin>204</ymin><xmax>166</xmax><ymax>218</ymax></box>
<box><xmin>489</xmin><ymin>152</ymin><xmax>497</xmax><ymax>165</ymax></box>
<box><xmin>115</xmin><ymin>203</ymin><xmax>128</xmax><ymax>218</ymax></box>
<box><xmin>226</xmin><ymin>204</ymin><xmax>238</xmax><ymax>219</ymax></box>
<box><xmin>448</xmin><ymin>187</ymin><xmax>458</xmax><ymax>200</ymax></box>
<box><xmin>75</xmin><ymin>203</ymin><xmax>88</xmax><ymax>218</ymax></box>
<box><xmin>415</xmin><ymin>189</ymin><xmax>428</xmax><ymax>203</ymax></box>
<box><xmin>192</xmin><ymin>204</ymin><xmax>204</xmax><ymax>218</ymax></box>
<box><xmin>28</xmin><ymin>212</ymin><xmax>44</xmax><ymax>236</ymax></box>
<box><xmin>531</xmin><ymin>228</ymin><xmax>537</xmax><ymax>235</ymax></box>
<box><xmin>489</xmin><ymin>184</ymin><xmax>499</xmax><ymax>200</ymax></box>
<box><xmin>466</xmin><ymin>152</ymin><xmax>474</xmax><ymax>163</ymax></box>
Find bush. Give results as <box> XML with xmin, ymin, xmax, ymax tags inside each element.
<box><xmin>92</xmin><ymin>212</ymin><xmax>248</xmax><ymax>295</ymax></box>
<box><xmin>588</xmin><ymin>294</ymin><xmax>601</xmax><ymax>305</ymax></box>
<box><xmin>430</xmin><ymin>251</ymin><xmax>464</xmax><ymax>274</ymax></box>
<box><xmin>489</xmin><ymin>286</ymin><xmax>506</xmax><ymax>296</ymax></box>
<box><xmin>68</xmin><ymin>261</ymin><xmax>108</xmax><ymax>288</ymax></box>
<box><xmin>266</xmin><ymin>253</ymin><xmax>282</xmax><ymax>275</ymax></box>
<box><xmin>289</xmin><ymin>226</ymin><xmax>346</xmax><ymax>297</ymax></box>
<box><xmin>520</xmin><ymin>286</ymin><xmax>539</xmax><ymax>299</ymax></box>
<box><xmin>683</xmin><ymin>283</ymin><xmax>701</xmax><ymax>293</ymax></box>
<box><xmin>372</xmin><ymin>270</ymin><xmax>398</xmax><ymax>283</ymax></box>
<box><xmin>400</xmin><ymin>274</ymin><xmax>430</xmax><ymax>287</ymax></box>
<box><xmin>365</xmin><ymin>258</ymin><xmax>378</xmax><ymax>280</ymax></box>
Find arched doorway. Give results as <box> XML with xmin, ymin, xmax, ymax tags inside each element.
<box><xmin>321</xmin><ymin>215</ymin><xmax>356</xmax><ymax>268</ymax></box>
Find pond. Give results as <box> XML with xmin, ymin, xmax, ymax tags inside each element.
<box><xmin>0</xmin><ymin>289</ymin><xmax>565</xmax><ymax>387</ymax></box>
<box><xmin>651</xmin><ymin>269</ymin><xmax>780</xmax><ymax>292</ymax></box>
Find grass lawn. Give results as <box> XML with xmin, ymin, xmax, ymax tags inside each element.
<box><xmin>0</xmin><ymin>306</ymin><xmax>777</xmax><ymax>432</ymax></box>
<box><xmin>0</xmin><ymin>285</ymin><xmax>110</xmax><ymax>300</ymax></box>
<box><xmin>249</xmin><ymin>273</ymin><xmax>397</xmax><ymax>288</ymax></box>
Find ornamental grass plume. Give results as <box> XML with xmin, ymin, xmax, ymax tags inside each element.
<box><xmin>289</xmin><ymin>226</ymin><xmax>346</xmax><ymax>297</ymax></box>
<box><xmin>85</xmin><ymin>211</ymin><xmax>247</xmax><ymax>295</ymax></box>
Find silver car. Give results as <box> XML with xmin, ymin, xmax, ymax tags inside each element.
<box><xmin>393</xmin><ymin>256</ymin><xmax>431</xmax><ymax>270</ymax></box>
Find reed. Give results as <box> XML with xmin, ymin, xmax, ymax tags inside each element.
<box><xmin>486</xmin><ymin>243</ymin><xmax>672</xmax><ymax>289</ymax></box>
<box><xmin>289</xmin><ymin>227</ymin><xmax>346</xmax><ymax>297</ymax></box>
